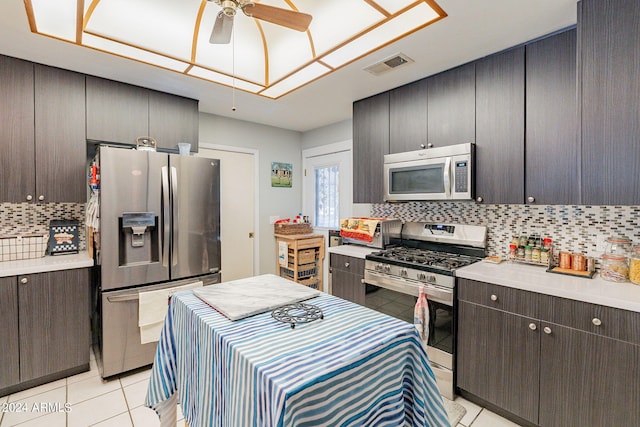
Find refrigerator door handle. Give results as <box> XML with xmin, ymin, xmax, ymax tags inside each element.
<box><xmin>171</xmin><ymin>166</ymin><xmax>179</xmax><ymax>266</ymax></box>
<box><xmin>161</xmin><ymin>166</ymin><xmax>170</xmax><ymax>267</ymax></box>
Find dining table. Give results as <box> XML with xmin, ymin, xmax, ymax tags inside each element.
<box><xmin>144</xmin><ymin>274</ymin><xmax>450</xmax><ymax>427</ymax></box>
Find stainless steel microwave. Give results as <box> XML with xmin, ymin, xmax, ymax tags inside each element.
<box><xmin>383</xmin><ymin>143</ymin><xmax>474</xmax><ymax>201</ymax></box>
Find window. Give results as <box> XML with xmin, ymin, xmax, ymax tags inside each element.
<box><xmin>314</xmin><ymin>165</ymin><xmax>340</xmax><ymax>228</ymax></box>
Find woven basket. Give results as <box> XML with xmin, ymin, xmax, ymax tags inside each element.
<box><xmin>0</xmin><ymin>234</ymin><xmax>48</xmax><ymax>262</ymax></box>
<box><xmin>274</xmin><ymin>223</ymin><xmax>312</xmax><ymax>235</ymax></box>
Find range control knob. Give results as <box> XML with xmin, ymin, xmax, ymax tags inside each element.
<box><xmin>384</xmin><ymin>265</ymin><xmax>391</xmax><ymax>273</ymax></box>
<box><xmin>376</xmin><ymin>263</ymin><xmax>384</xmax><ymax>272</ymax></box>
<box><xmin>418</xmin><ymin>273</ymin><xmax>426</xmax><ymax>281</ymax></box>
<box><xmin>401</xmin><ymin>269</ymin><xmax>408</xmax><ymax>278</ymax></box>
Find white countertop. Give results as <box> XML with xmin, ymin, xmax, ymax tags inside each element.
<box><xmin>0</xmin><ymin>251</ymin><xmax>93</xmax><ymax>277</ymax></box>
<box><xmin>328</xmin><ymin>245</ymin><xmax>379</xmax><ymax>259</ymax></box>
<box><xmin>456</xmin><ymin>261</ymin><xmax>640</xmax><ymax>313</ymax></box>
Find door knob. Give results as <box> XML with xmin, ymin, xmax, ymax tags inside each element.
<box><xmin>420</xmin><ymin>144</ymin><xmax>426</xmax><ymax>149</ymax></box>
<box><xmin>543</xmin><ymin>326</ymin><xmax>552</xmax><ymax>335</ymax></box>
<box><xmin>476</xmin><ymin>196</ymin><xmax>483</xmax><ymax>203</ymax></box>
<box><xmin>344</xmin><ymin>262</ymin><xmax>350</xmax><ymax>268</ymax></box>
<box><xmin>529</xmin><ymin>323</ymin><xmax>537</xmax><ymax>331</ymax></box>
<box><xmin>527</xmin><ymin>196</ymin><xmax>535</xmax><ymax>203</ymax></box>
<box><xmin>490</xmin><ymin>294</ymin><xmax>498</xmax><ymax>301</ymax></box>
<box><xmin>592</xmin><ymin>318</ymin><xmax>602</xmax><ymax>326</ymax></box>
<box><xmin>20</xmin><ymin>277</ymin><xmax>28</xmax><ymax>284</ymax></box>
<box><xmin>427</xmin><ymin>143</ymin><xmax>434</xmax><ymax>148</ymax></box>
<box><xmin>249</xmin><ymin>232</ymin><xmax>254</xmax><ymax>238</ymax></box>
<box><xmin>26</xmin><ymin>194</ymin><xmax>33</xmax><ymax>201</ymax></box>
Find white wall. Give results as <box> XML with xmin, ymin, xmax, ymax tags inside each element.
<box><xmin>199</xmin><ymin>112</ymin><xmax>302</xmax><ymax>275</ymax></box>
<box><xmin>301</xmin><ymin>119</ymin><xmax>352</xmax><ymax>150</ymax></box>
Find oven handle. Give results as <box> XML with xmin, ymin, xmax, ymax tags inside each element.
<box><xmin>364</xmin><ymin>271</ymin><xmax>453</xmax><ymax>305</ymax></box>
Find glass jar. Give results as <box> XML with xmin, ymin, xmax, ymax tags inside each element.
<box><xmin>600</xmin><ymin>254</ymin><xmax>629</xmax><ymax>282</ymax></box>
<box><xmin>630</xmin><ymin>247</ymin><xmax>640</xmax><ymax>285</ymax></box>
<box><xmin>605</xmin><ymin>237</ymin><xmax>632</xmax><ymax>256</ymax></box>
<box><xmin>540</xmin><ymin>248</ymin><xmax>549</xmax><ymax>265</ymax></box>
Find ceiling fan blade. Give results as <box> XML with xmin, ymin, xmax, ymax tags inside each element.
<box><xmin>210</xmin><ymin>11</ymin><xmax>234</xmax><ymax>44</ymax></box>
<box><xmin>242</xmin><ymin>3</ymin><xmax>312</xmax><ymax>32</ymax></box>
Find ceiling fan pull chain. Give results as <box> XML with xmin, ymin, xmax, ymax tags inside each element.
<box><xmin>232</xmin><ymin>23</ymin><xmax>236</xmax><ymax>112</ymax></box>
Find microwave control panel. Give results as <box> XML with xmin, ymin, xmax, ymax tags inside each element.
<box><xmin>454</xmin><ymin>161</ymin><xmax>468</xmax><ymax>192</ymax></box>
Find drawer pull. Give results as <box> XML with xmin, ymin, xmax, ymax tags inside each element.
<box><xmin>529</xmin><ymin>323</ymin><xmax>537</xmax><ymax>331</ymax></box>
<box><xmin>592</xmin><ymin>318</ymin><xmax>602</xmax><ymax>326</ymax></box>
<box><xmin>20</xmin><ymin>277</ymin><xmax>28</xmax><ymax>284</ymax></box>
<box><xmin>344</xmin><ymin>262</ymin><xmax>350</xmax><ymax>268</ymax></box>
<box><xmin>490</xmin><ymin>294</ymin><xmax>498</xmax><ymax>302</ymax></box>
<box><xmin>543</xmin><ymin>326</ymin><xmax>552</xmax><ymax>335</ymax></box>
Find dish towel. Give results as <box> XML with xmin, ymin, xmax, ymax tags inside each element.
<box><xmin>138</xmin><ymin>281</ymin><xmax>203</xmax><ymax>344</ymax></box>
<box><xmin>414</xmin><ymin>286</ymin><xmax>430</xmax><ymax>349</ymax></box>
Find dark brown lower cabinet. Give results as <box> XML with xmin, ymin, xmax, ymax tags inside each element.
<box><xmin>539</xmin><ymin>323</ymin><xmax>640</xmax><ymax>427</ymax></box>
<box><xmin>457</xmin><ymin>278</ymin><xmax>640</xmax><ymax>427</ymax></box>
<box><xmin>330</xmin><ymin>254</ymin><xmax>365</xmax><ymax>306</ymax></box>
<box><xmin>0</xmin><ymin>268</ymin><xmax>90</xmax><ymax>396</ymax></box>
<box><xmin>457</xmin><ymin>301</ymin><xmax>540</xmax><ymax>424</ymax></box>
<box><xmin>0</xmin><ymin>277</ymin><xmax>20</xmax><ymax>389</ymax></box>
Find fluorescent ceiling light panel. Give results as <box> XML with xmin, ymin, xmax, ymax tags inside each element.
<box><xmin>260</xmin><ymin>62</ymin><xmax>331</xmax><ymax>99</ymax></box>
<box><xmin>83</xmin><ymin>34</ymin><xmax>190</xmax><ymax>72</ymax></box>
<box><xmin>188</xmin><ymin>66</ymin><xmax>264</xmax><ymax>93</ymax></box>
<box><xmin>322</xmin><ymin>3</ymin><xmax>440</xmax><ymax>68</ymax></box>
<box><xmin>31</xmin><ymin>0</ymin><xmax>76</xmax><ymax>41</ymax></box>
<box><xmin>25</xmin><ymin>0</ymin><xmax>446</xmax><ymax>99</ymax></box>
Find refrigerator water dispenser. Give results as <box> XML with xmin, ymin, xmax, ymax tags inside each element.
<box><xmin>119</xmin><ymin>212</ymin><xmax>159</xmax><ymax>265</ymax></box>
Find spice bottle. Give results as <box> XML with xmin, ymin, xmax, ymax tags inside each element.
<box><xmin>630</xmin><ymin>247</ymin><xmax>640</xmax><ymax>285</ymax></box>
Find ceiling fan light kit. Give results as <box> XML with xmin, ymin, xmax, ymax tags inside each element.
<box><xmin>24</xmin><ymin>0</ymin><xmax>447</xmax><ymax>99</ymax></box>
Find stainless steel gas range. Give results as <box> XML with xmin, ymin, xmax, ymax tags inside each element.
<box><xmin>363</xmin><ymin>222</ymin><xmax>487</xmax><ymax>399</ymax></box>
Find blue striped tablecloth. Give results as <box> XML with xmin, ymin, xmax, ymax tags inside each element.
<box><xmin>145</xmin><ymin>290</ymin><xmax>449</xmax><ymax>427</ymax></box>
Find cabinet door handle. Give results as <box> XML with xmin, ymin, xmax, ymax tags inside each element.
<box><xmin>360</xmin><ymin>279</ymin><xmax>365</xmax><ymax>284</ymax></box>
<box><xmin>476</xmin><ymin>196</ymin><xmax>483</xmax><ymax>203</ymax></box>
<box><xmin>543</xmin><ymin>326</ymin><xmax>552</xmax><ymax>335</ymax></box>
<box><xmin>527</xmin><ymin>196</ymin><xmax>535</xmax><ymax>203</ymax></box>
<box><xmin>592</xmin><ymin>318</ymin><xmax>602</xmax><ymax>326</ymax></box>
<box><xmin>20</xmin><ymin>277</ymin><xmax>28</xmax><ymax>284</ymax></box>
<box><xmin>529</xmin><ymin>323</ymin><xmax>537</xmax><ymax>331</ymax></box>
<box><xmin>344</xmin><ymin>262</ymin><xmax>350</xmax><ymax>268</ymax></box>
<box><xmin>38</xmin><ymin>195</ymin><xmax>45</xmax><ymax>201</ymax></box>
<box><xmin>26</xmin><ymin>194</ymin><xmax>33</xmax><ymax>201</ymax></box>
<box><xmin>490</xmin><ymin>294</ymin><xmax>498</xmax><ymax>301</ymax></box>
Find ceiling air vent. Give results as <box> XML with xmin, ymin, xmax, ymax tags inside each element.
<box><xmin>364</xmin><ymin>53</ymin><xmax>414</xmax><ymax>76</ymax></box>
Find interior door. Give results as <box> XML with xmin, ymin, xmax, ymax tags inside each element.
<box><xmin>170</xmin><ymin>154</ymin><xmax>221</xmax><ymax>280</ymax></box>
<box><xmin>197</xmin><ymin>148</ymin><xmax>255</xmax><ymax>281</ymax></box>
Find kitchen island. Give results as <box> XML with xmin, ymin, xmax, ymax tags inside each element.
<box><xmin>145</xmin><ymin>274</ymin><xmax>450</xmax><ymax>427</ymax></box>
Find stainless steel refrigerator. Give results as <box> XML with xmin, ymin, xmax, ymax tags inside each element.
<box><xmin>94</xmin><ymin>146</ymin><xmax>221</xmax><ymax>377</ymax></box>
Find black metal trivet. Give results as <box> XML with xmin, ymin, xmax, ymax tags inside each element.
<box><xmin>271</xmin><ymin>303</ymin><xmax>323</xmax><ymax>329</ymax></box>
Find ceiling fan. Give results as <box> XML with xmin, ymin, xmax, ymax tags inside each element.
<box><xmin>207</xmin><ymin>1</ymin><xmax>313</xmax><ymax>44</ymax></box>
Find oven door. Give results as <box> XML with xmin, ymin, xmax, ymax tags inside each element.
<box><xmin>363</xmin><ymin>272</ymin><xmax>454</xmax><ymax>364</ymax></box>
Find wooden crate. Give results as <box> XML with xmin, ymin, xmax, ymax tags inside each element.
<box><xmin>274</xmin><ymin>223</ymin><xmax>312</xmax><ymax>235</ymax></box>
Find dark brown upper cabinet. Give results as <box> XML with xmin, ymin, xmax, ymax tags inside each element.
<box><xmin>580</xmin><ymin>0</ymin><xmax>640</xmax><ymax>205</ymax></box>
<box><xmin>86</xmin><ymin>76</ymin><xmax>149</xmax><ymax>145</ymax></box>
<box><xmin>475</xmin><ymin>47</ymin><xmax>525</xmax><ymax>204</ymax></box>
<box><xmin>427</xmin><ymin>63</ymin><xmax>476</xmax><ymax>148</ymax></box>
<box><xmin>525</xmin><ymin>29</ymin><xmax>579</xmax><ymax>205</ymax></box>
<box><xmin>34</xmin><ymin>64</ymin><xmax>87</xmax><ymax>203</ymax></box>
<box><xmin>353</xmin><ymin>92</ymin><xmax>389</xmax><ymax>203</ymax></box>
<box><xmin>389</xmin><ymin>79</ymin><xmax>428</xmax><ymax>154</ymax></box>
<box><xmin>0</xmin><ymin>56</ymin><xmax>35</xmax><ymax>203</ymax></box>
<box><xmin>148</xmin><ymin>90</ymin><xmax>199</xmax><ymax>152</ymax></box>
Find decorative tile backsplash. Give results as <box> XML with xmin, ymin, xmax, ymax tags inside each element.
<box><xmin>371</xmin><ymin>202</ymin><xmax>640</xmax><ymax>260</ymax></box>
<box><xmin>0</xmin><ymin>203</ymin><xmax>86</xmax><ymax>250</ymax></box>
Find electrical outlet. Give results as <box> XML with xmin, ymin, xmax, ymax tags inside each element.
<box><xmin>269</xmin><ymin>216</ymin><xmax>280</xmax><ymax>224</ymax></box>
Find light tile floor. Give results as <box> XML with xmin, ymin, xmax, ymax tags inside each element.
<box><xmin>1</xmin><ymin>349</ymin><xmax>522</xmax><ymax>427</ymax></box>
